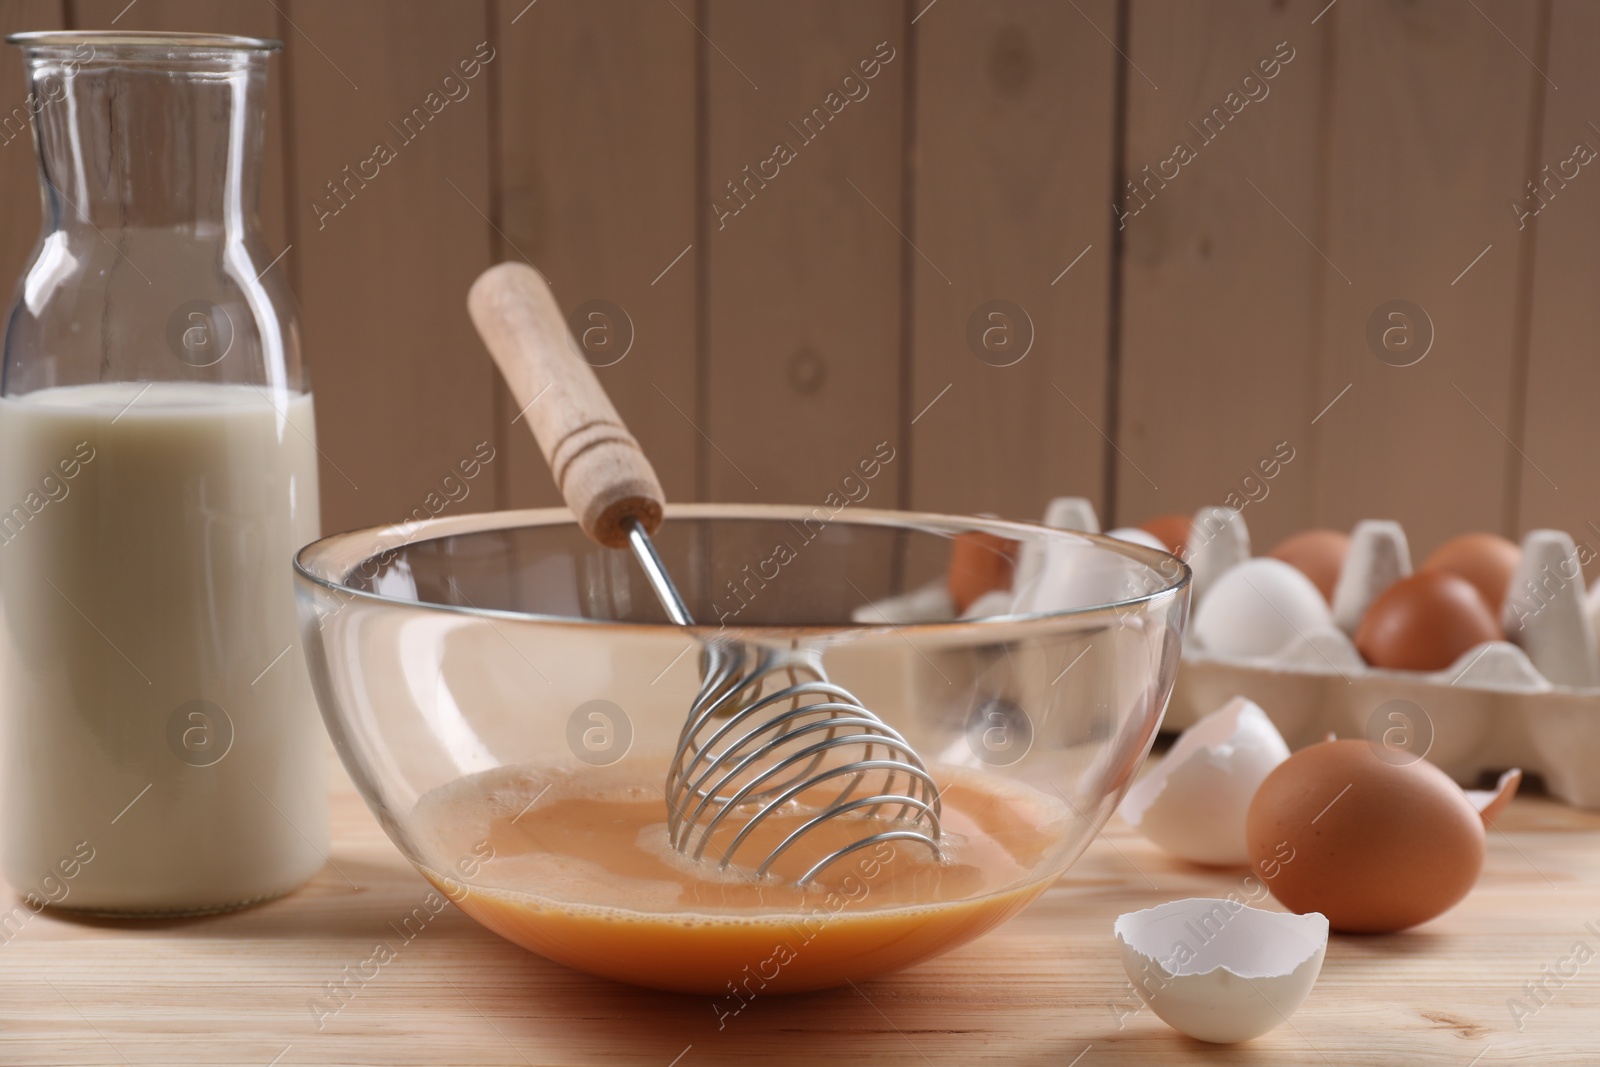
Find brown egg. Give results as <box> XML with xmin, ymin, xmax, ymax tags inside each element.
<box><xmin>1246</xmin><ymin>739</ymin><xmax>1486</xmax><ymax>933</ymax></box>
<box><xmin>1268</xmin><ymin>529</ymin><xmax>1350</xmax><ymax>602</ymax></box>
<box><xmin>946</xmin><ymin>531</ymin><xmax>1018</xmax><ymax>613</ymax></box>
<box><xmin>1354</xmin><ymin>571</ymin><xmax>1501</xmax><ymax>671</ymax></box>
<box><xmin>1140</xmin><ymin>514</ymin><xmax>1191</xmax><ymax>556</ymax></box>
<box><xmin>1422</xmin><ymin>532</ymin><xmax>1521</xmax><ymax>613</ymax></box>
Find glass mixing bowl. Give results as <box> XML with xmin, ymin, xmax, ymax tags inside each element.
<box><xmin>293</xmin><ymin>505</ymin><xmax>1188</xmax><ymax>994</ymax></box>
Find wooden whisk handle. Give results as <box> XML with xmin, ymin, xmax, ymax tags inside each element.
<box><xmin>468</xmin><ymin>262</ymin><xmax>664</xmax><ymax>547</ymax></box>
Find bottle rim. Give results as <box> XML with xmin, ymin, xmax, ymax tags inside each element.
<box><xmin>6</xmin><ymin>30</ymin><xmax>282</xmax><ymax>52</ymax></box>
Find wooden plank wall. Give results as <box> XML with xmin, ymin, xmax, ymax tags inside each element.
<box><xmin>1309</xmin><ymin>0</ymin><xmax>1546</xmax><ymax>554</ymax></box>
<box><xmin>911</xmin><ymin>0</ymin><xmax>1115</xmax><ymax>523</ymax></box>
<box><xmin>1118</xmin><ymin>0</ymin><xmax>1559</xmax><ymax>558</ymax></box>
<box><xmin>1117</xmin><ymin>0</ymin><xmax>1326</xmax><ymax>550</ymax></box>
<box><xmin>493</xmin><ymin>0</ymin><xmax>698</xmax><ymax>512</ymax></box>
<box><xmin>0</xmin><ymin>0</ymin><xmax>1590</xmax><ymax>568</ymax></box>
<box><xmin>1519</xmin><ymin>0</ymin><xmax>1600</xmax><ymax>555</ymax></box>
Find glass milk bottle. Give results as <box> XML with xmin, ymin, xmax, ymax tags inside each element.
<box><xmin>0</xmin><ymin>32</ymin><xmax>326</xmax><ymax>914</ymax></box>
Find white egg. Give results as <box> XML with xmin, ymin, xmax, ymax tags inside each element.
<box><xmin>1115</xmin><ymin>898</ymin><xmax>1329</xmax><ymax>1044</ymax></box>
<box><xmin>1193</xmin><ymin>557</ymin><xmax>1334</xmax><ymax>659</ymax></box>
<box><xmin>1120</xmin><ymin>696</ymin><xmax>1288</xmax><ymax>865</ymax></box>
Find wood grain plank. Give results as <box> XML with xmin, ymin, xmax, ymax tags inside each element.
<box><xmin>909</xmin><ymin>0</ymin><xmax>1116</xmax><ymax>526</ymax></box>
<box><xmin>70</xmin><ymin>0</ymin><xmax>291</xmax><ymax>258</ymax></box>
<box><xmin>281</xmin><ymin>1</ymin><xmax>498</xmax><ymax>534</ymax></box>
<box><xmin>1116</xmin><ymin>0</ymin><xmax>1325</xmax><ymax>547</ymax></box>
<box><xmin>492</xmin><ymin>0</ymin><xmax>698</xmax><ymax>511</ymax></box>
<box><xmin>1515</xmin><ymin>0</ymin><xmax>1599</xmax><ymax>568</ymax></box>
<box><xmin>703</xmin><ymin>0</ymin><xmax>906</xmax><ymax>509</ymax></box>
<box><xmin>1309</xmin><ymin>0</ymin><xmax>1545</xmax><ymax>557</ymax></box>
<box><xmin>0</xmin><ymin>747</ymin><xmax>1596</xmax><ymax>1064</ymax></box>
<box><xmin>0</xmin><ymin>1</ymin><xmax>68</xmax><ymax>303</ymax></box>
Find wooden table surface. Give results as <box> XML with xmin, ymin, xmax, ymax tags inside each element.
<box><xmin>4</xmin><ymin>750</ymin><xmax>1599</xmax><ymax>1067</ymax></box>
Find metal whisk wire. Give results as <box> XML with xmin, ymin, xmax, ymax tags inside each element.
<box><xmin>663</xmin><ymin>640</ymin><xmax>943</xmax><ymax>884</ymax></box>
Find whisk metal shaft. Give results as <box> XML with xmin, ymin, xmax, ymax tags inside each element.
<box><xmin>625</xmin><ymin>519</ymin><xmax>693</xmax><ymax>626</ymax></box>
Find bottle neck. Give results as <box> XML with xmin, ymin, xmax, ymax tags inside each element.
<box><xmin>24</xmin><ymin>44</ymin><xmax>269</xmax><ymax>233</ymax></box>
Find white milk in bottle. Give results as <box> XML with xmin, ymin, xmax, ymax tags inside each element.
<box><xmin>0</xmin><ymin>383</ymin><xmax>327</xmax><ymax>913</ymax></box>
<box><xmin>0</xmin><ymin>33</ymin><xmax>327</xmax><ymax>914</ymax></box>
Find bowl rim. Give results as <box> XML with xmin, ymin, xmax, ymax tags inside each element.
<box><xmin>7</xmin><ymin>30</ymin><xmax>283</xmax><ymax>52</ymax></box>
<box><xmin>293</xmin><ymin>502</ymin><xmax>1191</xmax><ymax>635</ymax></box>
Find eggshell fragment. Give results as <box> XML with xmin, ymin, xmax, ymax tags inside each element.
<box><xmin>1193</xmin><ymin>558</ymin><xmax>1334</xmax><ymax>660</ymax></box>
<box><xmin>1114</xmin><ymin>898</ymin><xmax>1329</xmax><ymax>1044</ymax></box>
<box><xmin>1121</xmin><ymin>697</ymin><xmax>1290</xmax><ymax>865</ymax></box>
<box><xmin>1269</xmin><ymin>528</ymin><xmax>1350</xmax><ymax>603</ymax></box>
<box><xmin>1464</xmin><ymin>768</ymin><xmax>1521</xmax><ymax>826</ymax></box>
<box><xmin>1423</xmin><ymin>532</ymin><xmax>1521</xmax><ymax>613</ymax></box>
<box><xmin>1500</xmin><ymin>530</ymin><xmax>1600</xmax><ymax>688</ymax></box>
<box><xmin>1331</xmin><ymin>519</ymin><xmax>1412</xmax><ymax>635</ymax></box>
<box><xmin>1246</xmin><ymin>739</ymin><xmax>1486</xmax><ymax>933</ymax></box>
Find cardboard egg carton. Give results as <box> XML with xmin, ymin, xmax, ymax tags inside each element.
<box><xmin>1168</xmin><ymin>507</ymin><xmax>1600</xmax><ymax>809</ymax></box>
<box><xmin>855</xmin><ymin>497</ymin><xmax>1600</xmax><ymax>808</ymax></box>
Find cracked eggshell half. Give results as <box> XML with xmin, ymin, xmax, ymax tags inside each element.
<box><xmin>1115</xmin><ymin>898</ymin><xmax>1329</xmax><ymax>1044</ymax></box>
<box><xmin>1121</xmin><ymin>696</ymin><xmax>1290</xmax><ymax>865</ymax></box>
